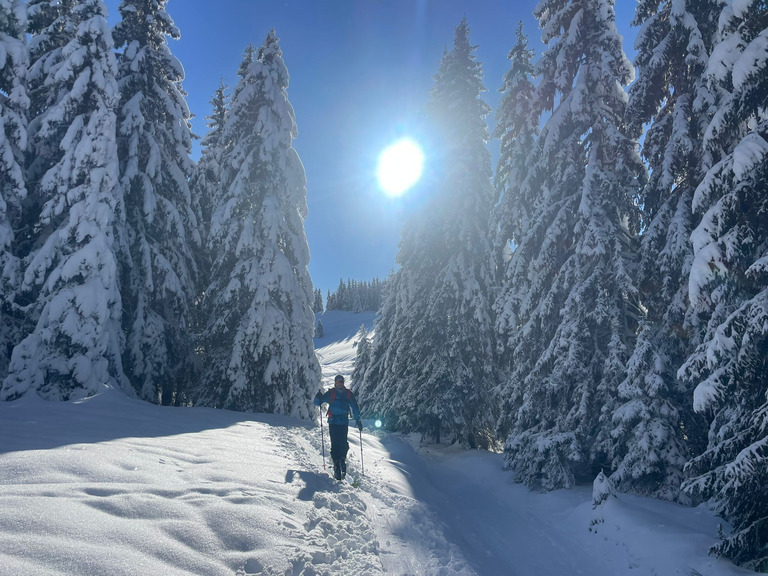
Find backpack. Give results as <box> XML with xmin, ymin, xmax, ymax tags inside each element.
<box><xmin>328</xmin><ymin>387</ymin><xmax>352</xmax><ymax>419</ymax></box>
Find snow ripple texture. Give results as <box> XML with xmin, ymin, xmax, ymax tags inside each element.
<box><xmin>0</xmin><ymin>391</ymin><xmax>476</xmax><ymax>576</ymax></box>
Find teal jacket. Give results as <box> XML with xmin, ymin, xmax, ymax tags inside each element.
<box><xmin>314</xmin><ymin>386</ymin><xmax>361</xmax><ymax>426</ymax></box>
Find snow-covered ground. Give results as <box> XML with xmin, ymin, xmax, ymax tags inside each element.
<box><xmin>0</xmin><ymin>311</ymin><xmax>755</xmax><ymax>575</ymax></box>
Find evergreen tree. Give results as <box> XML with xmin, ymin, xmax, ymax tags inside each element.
<box><xmin>679</xmin><ymin>2</ymin><xmax>768</xmax><ymax>569</ymax></box>
<box><xmin>324</xmin><ymin>278</ymin><xmax>386</xmax><ymax>312</ymax></box>
<box><xmin>0</xmin><ymin>0</ymin><xmax>27</xmax><ymax>379</ymax></box>
<box><xmin>351</xmin><ymin>324</ymin><xmax>371</xmax><ymax>389</ymax></box>
<box><xmin>359</xmin><ymin>270</ymin><xmax>400</xmax><ymax>429</ymax></box>
<box><xmin>336</xmin><ymin>277</ymin><xmax>347</xmax><ymax>311</ymax></box>
<box><xmin>23</xmin><ymin>0</ymin><xmax>76</xmax><ymax>195</ymax></box>
<box><xmin>370</xmin><ymin>277</ymin><xmax>386</xmax><ymax>311</ymax></box>
<box><xmin>196</xmin><ymin>32</ymin><xmax>319</xmax><ymax>418</ymax></box>
<box><xmin>608</xmin><ymin>0</ymin><xmax>721</xmax><ymax>501</ymax></box>
<box><xmin>189</xmin><ymin>79</ymin><xmax>229</xmax><ymax>344</ymax></box>
<box><xmin>113</xmin><ymin>0</ymin><xmax>199</xmax><ymax>405</ymax></box>
<box><xmin>313</xmin><ymin>288</ymin><xmax>324</xmax><ymax>314</ymax></box>
<box><xmin>360</xmin><ymin>20</ymin><xmax>497</xmax><ymax>448</ymax></box>
<box><xmin>498</xmin><ymin>0</ymin><xmax>646</xmax><ymax>489</ymax></box>
<box><xmin>2</xmin><ymin>0</ymin><xmax>129</xmax><ymax>401</ymax></box>
<box><xmin>490</xmin><ymin>21</ymin><xmax>538</xmax><ymax>285</ymax></box>
<box><xmin>191</xmin><ymin>78</ymin><xmax>229</xmax><ymax>256</ymax></box>
<box><xmin>315</xmin><ymin>319</ymin><xmax>323</xmax><ymax>339</ymax></box>
<box><xmin>491</xmin><ymin>21</ymin><xmax>540</xmax><ymax>436</ymax></box>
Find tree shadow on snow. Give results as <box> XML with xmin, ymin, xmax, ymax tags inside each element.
<box><xmin>0</xmin><ymin>391</ymin><xmax>315</xmax><ymax>455</ymax></box>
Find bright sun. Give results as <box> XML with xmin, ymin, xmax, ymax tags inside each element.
<box><xmin>376</xmin><ymin>138</ymin><xmax>424</xmax><ymax>197</ymax></box>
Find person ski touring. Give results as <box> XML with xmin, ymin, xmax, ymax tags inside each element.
<box><xmin>315</xmin><ymin>375</ymin><xmax>362</xmax><ymax>480</ymax></box>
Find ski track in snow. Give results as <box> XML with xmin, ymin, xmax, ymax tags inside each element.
<box><xmin>0</xmin><ymin>395</ymin><xmax>381</xmax><ymax>576</ymax></box>
<box><xmin>0</xmin><ymin>311</ymin><xmax>754</xmax><ymax>576</ymax></box>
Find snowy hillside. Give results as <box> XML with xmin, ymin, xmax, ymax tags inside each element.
<box><xmin>0</xmin><ymin>311</ymin><xmax>755</xmax><ymax>576</ymax></box>
<box><xmin>314</xmin><ymin>310</ymin><xmax>376</xmax><ymax>387</ymax></box>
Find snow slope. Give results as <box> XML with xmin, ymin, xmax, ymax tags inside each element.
<box><xmin>0</xmin><ymin>311</ymin><xmax>756</xmax><ymax>575</ymax></box>
<box><xmin>314</xmin><ymin>310</ymin><xmax>376</xmax><ymax>387</ymax></box>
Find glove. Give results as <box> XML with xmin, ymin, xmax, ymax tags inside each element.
<box><xmin>357</xmin><ymin>420</ymin><xmax>363</xmax><ymax>431</ymax></box>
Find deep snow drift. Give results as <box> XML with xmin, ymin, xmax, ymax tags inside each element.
<box><xmin>0</xmin><ymin>311</ymin><xmax>755</xmax><ymax>575</ymax></box>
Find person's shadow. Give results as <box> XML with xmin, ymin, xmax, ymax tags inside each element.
<box><xmin>285</xmin><ymin>469</ymin><xmax>338</xmax><ymax>500</ymax></box>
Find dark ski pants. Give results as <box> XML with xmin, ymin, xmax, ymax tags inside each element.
<box><xmin>329</xmin><ymin>423</ymin><xmax>350</xmax><ymax>463</ymax></box>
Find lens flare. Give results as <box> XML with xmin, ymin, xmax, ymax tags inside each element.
<box><xmin>376</xmin><ymin>138</ymin><xmax>424</xmax><ymax>197</ymax></box>
<box><xmin>375</xmin><ymin>419</ymin><xmax>382</xmax><ymax>428</ymax></box>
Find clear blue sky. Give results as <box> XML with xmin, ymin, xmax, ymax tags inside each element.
<box><xmin>105</xmin><ymin>0</ymin><xmax>637</xmax><ymax>299</ymax></box>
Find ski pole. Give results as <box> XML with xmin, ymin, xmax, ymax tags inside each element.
<box><xmin>359</xmin><ymin>427</ymin><xmax>365</xmax><ymax>477</ymax></box>
<box><xmin>320</xmin><ymin>409</ymin><xmax>326</xmax><ymax>471</ymax></box>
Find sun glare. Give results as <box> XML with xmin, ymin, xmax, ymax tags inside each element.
<box><xmin>376</xmin><ymin>138</ymin><xmax>424</xmax><ymax>197</ymax></box>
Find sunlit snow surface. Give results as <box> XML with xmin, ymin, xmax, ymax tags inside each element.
<box><xmin>0</xmin><ymin>311</ymin><xmax>754</xmax><ymax>575</ymax></box>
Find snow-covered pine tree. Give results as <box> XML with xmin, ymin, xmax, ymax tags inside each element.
<box><xmin>359</xmin><ymin>19</ymin><xmax>497</xmax><ymax>448</ymax></box>
<box><xmin>189</xmin><ymin>79</ymin><xmax>229</xmax><ymax>346</ymax></box>
<box><xmin>490</xmin><ymin>21</ymin><xmax>538</xmax><ymax>285</ymax></box>
<box><xmin>336</xmin><ymin>278</ymin><xmax>348</xmax><ymax>311</ymax></box>
<box><xmin>313</xmin><ymin>288</ymin><xmax>323</xmax><ymax>314</ymax></box>
<box><xmin>324</xmin><ymin>278</ymin><xmax>384</xmax><ymax>312</ymax></box>
<box><xmin>351</xmin><ymin>324</ymin><xmax>371</xmax><ymax>389</ymax></box>
<box><xmin>189</xmin><ymin>79</ymin><xmax>229</xmax><ymax>345</ymax></box>
<box><xmin>1</xmin><ymin>0</ymin><xmax>130</xmax><ymax>401</ymax></box>
<box><xmin>196</xmin><ymin>32</ymin><xmax>319</xmax><ymax>418</ymax></box>
<box><xmin>23</xmin><ymin>0</ymin><xmax>75</xmax><ymax>193</ymax></box>
<box><xmin>679</xmin><ymin>1</ymin><xmax>768</xmax><ymax>569</ymax></box>
<box><xmin>191</xmin><ymin>78</ymin><xmax>229</xmax><ymax>259</ymax></box>
<box><xmin>498</xmin><ymin>0</ymin><xmax>646</xmax><ymax>489</ymax></box>
<box><xmin>113</xmin><ymin>0</ymin><xmax>199</xmax><ymax>405</ymax></box>
<box><xmin>491</xmin><ymin>21</ymin><xmax>540</xmax><ymax>436</ymax></box>
<box><xmin>0</xmin><ymin>0</ymin><xmax>27</xmax><ymax>379</ymax></box>
<box><xmin>608</xmin><ymin>0</ymin><xmax>722</xmax><ymax>502</ymax></box>
<box><xmin>343</xmin><ymin>279</ymin><xmax>354</xmax><ymax>311</ymax></box>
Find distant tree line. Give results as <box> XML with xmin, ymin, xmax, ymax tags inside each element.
<box><xmin>323</xmin><ymin>278</ymin><xmax>387</xmax><ymax>313</ymax></box>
